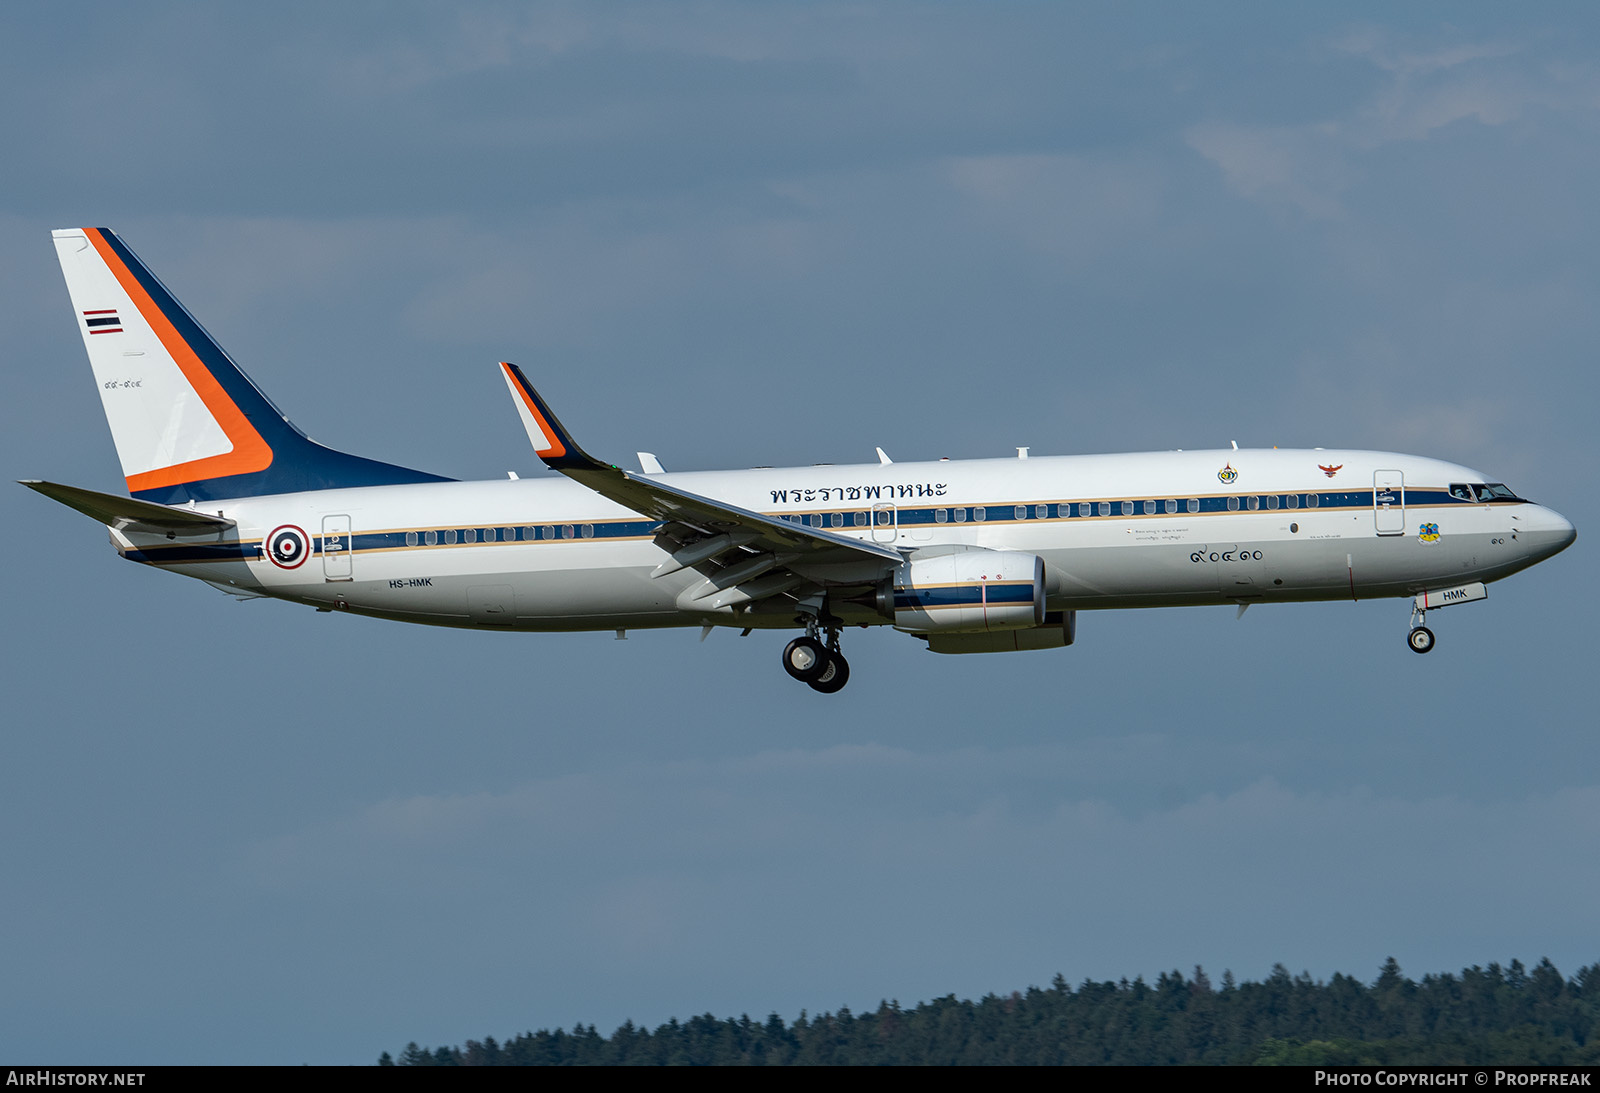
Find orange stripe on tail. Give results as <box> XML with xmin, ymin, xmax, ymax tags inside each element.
<box><xmin>86</xmin><ymin>229</ymin><xmax>274</xmax><ymax>492</ymax></box>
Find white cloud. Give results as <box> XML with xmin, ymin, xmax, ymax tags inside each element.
<box><xmin>1184</xmin><ymin>121</ymin><xmax>1350</xmax><ymax>217</ymax></box>
<box><xmin>1333</xmin><ymin>31</ymin><xmax>1519</xmax><ymax>79</ymax></box>
<box><xmin>235</xmin><ymin>747</ymin><xmax>1600</xmax><ymax>933</ymax></box>
<box><xmin>1189</xmin><ymin>31</ymin><xmax>1600</xmax><ymax>213</ymax></box>
<box><xmin>941</xmin><ymin>153</ymin><xmax>1167</xmax><ymax>254</ymax></box>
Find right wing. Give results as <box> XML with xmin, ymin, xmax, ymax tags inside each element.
<box><xmin>499</xmin><ymin>363</ymin><xmax>901</xmax><ymax>611</ymax></box>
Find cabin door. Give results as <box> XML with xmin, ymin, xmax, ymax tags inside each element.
<box><xmin>1373</xmin><ymin>471</ymin><xmax>1405</xmax><ymax>536</ymax></box>
<box><xmin>322</xmin><ymin>514</ymin><xmax>353</xmax><ymax>580</ymax></box>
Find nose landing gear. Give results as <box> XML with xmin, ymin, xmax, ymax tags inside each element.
<box><xmin>782</xmin><ymin>616</ymin><xmax>851</xmax><ymax>692</ymax></box>
<box><xmin>1407</xmin><ymin>602</ymin><xmax>1436</xmax><ymax>654</ymax></box>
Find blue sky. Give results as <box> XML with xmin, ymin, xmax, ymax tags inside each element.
<box><xmin>1</xmin><ymin>2</ymin><xmax>1595</xmax><ymax>1064</ymax></box>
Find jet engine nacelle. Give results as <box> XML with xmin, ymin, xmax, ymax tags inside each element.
<box><xmin>891</xmin><ymin>550</ymin><xmax>1046</xmax><ymax>633</ymax></box>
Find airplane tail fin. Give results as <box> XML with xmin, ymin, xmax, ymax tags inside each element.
<box><xmin>50</xmin><ymin>228</ymin><xmax>450</xmax><ymax>504</ymax></box>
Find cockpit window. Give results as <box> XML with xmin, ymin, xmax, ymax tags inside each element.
<box><xmin>1450</xmin><ymin>482</ymin><xmax>1521</xmax><ymax>501</ymax></box>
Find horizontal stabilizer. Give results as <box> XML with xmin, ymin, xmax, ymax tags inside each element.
<box><xmin>20</xmin><ymin>480</ymin><xmax>235</xmax><ymax>535</ymax></box>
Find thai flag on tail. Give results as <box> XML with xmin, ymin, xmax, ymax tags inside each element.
<box><xmin>83</xmin><ymin>309</ymin><xmax>122</xmax><ymax>334</ymax></box>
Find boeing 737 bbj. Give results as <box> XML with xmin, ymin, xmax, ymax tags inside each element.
<box><xmin>26</xmin><ymin>228</ymin><xmax>1576</xmax><ymax>692</ymax></box>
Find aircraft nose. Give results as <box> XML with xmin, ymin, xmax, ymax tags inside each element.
<box><xmin>1523</xmin><ymin>505</ymin><xmax>1576</xmax><ymax>559</ymax></box>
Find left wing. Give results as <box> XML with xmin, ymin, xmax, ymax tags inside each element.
<box><xmin>499</xmin><ymin>363</ymin><xmax>901</xmax><ymax>611</ymax></box>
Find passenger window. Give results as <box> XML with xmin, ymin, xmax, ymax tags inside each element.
<box><xmin>1121</xmin><ymin>501</ymin><xmax>1133</xmax><ymax>516</ymax></box>
<box><xmin>1246</xmin><ymin>496</ymin><xmax>1259</xmax><ymax>511</ymax></box>
<box><xmin>1098</xmin><ymin>502</ymin><xmax>1110</xmax><ymax>517</ymax></box>
<box><xmin>974</xmin><ymin>507</ymin><xmax>986</xmax><ymax>522</ymax></box>
<box><xmin>1228</xmin><ymin>497</ymin><xmax>1240</xmax><ymax>511</ymax></box>
<box><xmin>1038</xmin><ymin>505</ymin><xmax>1051</xmax><ymax>519</ymax></box>
<box><xmin>424</xmin><ymin>530</ymin><xmax>437</xmax><ymax>546</ymax></box>
<box><xmin>1286</xmin><ymin>495</ymin><xmax>1298</xmax><ymax>509</ymax></box>
<box><xmin>561</xmin><ymin>525</ymin><xmax>574</xmax><ymax>539</ymax></box>
<box><xmin>854</xmin><ymin>511</ymin><xmax>867</xmax><ymax>527</ymax></box>
<box><xmin>444</xmin><ymin>529</ymin><xmax>457</xmax><ymax>545</ymax></box>
<box><xmin>582</xmin><ymin>524</ymin><xmax>594</xmax><ymax>538</ymax></box>
<box><xmin>1266</xmin><ymin>495</ymin><xmax>1278</xmax><ymax>510</ymax></box>
<box><xmin>954</xmin><ymin>508</ymin><xmax>967</xmax><ymax>523</ymax></box>
<box><xmin>831</xmin><ymin>512</ymin><xmax>843</xmax><ymax>528</ymax></box>
<box><xmin>1143</xmin><ymin>500</ymin><xmax>1156</xmax><ymax>515</ymax></box>
<box><xmin>406</xmin><ymin>531</ymin><xmax>418</xmax><ymax>547</ymax></box>
<box><xmin>935</xmin><ymin>508</ymin><xmax>948</xmax><ymax>523</ymax></box>
<box><xmin>1188</xmin><ymin>498</ymin><xmax>1199</xmax><ymax>513</ymax></box>
<box><xmin>1306</xmin><ymin>494</ymin><xmax>1319</xmax><ymax>508</ymax></box>
<box><xmin>463</xmin><ymin>528</ymin><xmax>476</xmax><ymax>543</ymax></box>
<box><xmin>1015</xmin><ymin>505</ymin><xmax>1027</xmax><ymax>520</ymax></box>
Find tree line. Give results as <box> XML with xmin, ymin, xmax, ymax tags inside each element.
<box><xmin>380</xmin><ymin>957</ymin><xmax>1600</xmax><ymax>1065</ymax></box>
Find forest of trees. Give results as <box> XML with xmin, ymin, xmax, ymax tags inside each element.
<box><xmin>379</xmin><ymin>957</ymin><xmax>1600</xmax><ymax>1065</ymax></box>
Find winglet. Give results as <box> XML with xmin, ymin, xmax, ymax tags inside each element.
<box><xmin>499</xmin><ymin>363</ymin><xmax>606</xmax><ymax>472</ymax></box>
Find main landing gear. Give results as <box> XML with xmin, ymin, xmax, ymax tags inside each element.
<box><xmin>1407</xmin><ymin>602</ymin><xmax>1436</xmax><ymax>654</ymax></box>
<box><xmin>782</xmin><ymin>618</ymin><xmax>850</xmax><ymax>693</ymax></box>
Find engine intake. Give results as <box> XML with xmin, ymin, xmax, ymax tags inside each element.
<box><xmin>892</xmin><ymin>551</ymin><xmax>1046</xmax><ymax>633</ymax></box>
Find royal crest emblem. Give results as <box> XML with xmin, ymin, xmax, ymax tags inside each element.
<box><xmin>1418</xmin><ymin>522</ymin><xmax>1440</xmax><ymax>544</ymax></box>
<box><xmin>1318</xmin><ymin>463</ymin><xmax>1343</xmax><ymax>478</ymax></box>
<box><xmin>1217</xmin><ymin>462</ymin><xmax>1238</xmax><ymax>484</ymax></box>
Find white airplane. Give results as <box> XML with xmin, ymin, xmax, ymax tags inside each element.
<box><xmin>27</xmin><ymin>228</ymin><xmax>1577</xmax><ymax>692</ymax></box>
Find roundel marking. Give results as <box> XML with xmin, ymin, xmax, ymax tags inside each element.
<box><xmin>266</xmin><ymin>524</ymin><xmax>310</xmax><ymax>569</ymax></box>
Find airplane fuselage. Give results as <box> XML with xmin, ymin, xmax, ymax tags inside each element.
<box><xmin>113</xmin><ymin>447</ymin><xmax>1573</xmax><ymax>633</ymax></box>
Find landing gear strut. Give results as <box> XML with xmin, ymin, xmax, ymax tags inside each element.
<box><xmin>1407</xmin><ymin>603</ymin><xmax>1436</xmax><ymax>654</ymax></box>
<box><xmin>782</xmin><ymin>614</ymin><xmax>851</xmax><ymax>692</ymax></box>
